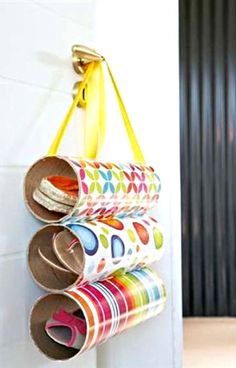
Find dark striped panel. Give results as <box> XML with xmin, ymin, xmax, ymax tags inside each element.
<box><xmin>180</xmin><ymin>0</ymin><xmax>236</xmax><ymax>316</ymax></box>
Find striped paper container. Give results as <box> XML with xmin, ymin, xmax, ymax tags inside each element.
<box><xmin>30</xmin><ymin>267</ymin><xmax>166</xmax><ymax>360</ymax></box>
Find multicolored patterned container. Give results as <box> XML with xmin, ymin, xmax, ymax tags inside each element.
<box><xmin>30</xmin><ymin>267</ymin><xmax>166</xmax><ymax>361</ymax></box>
<box><xmin>28</xmin><ymin>215</ymin><xmax>164</xmax><ymax>291</ymax></box>
<box><xmin>24</xmin><ymin>156</ymin><xmax>161</xmax><ymax>223</ymax></box>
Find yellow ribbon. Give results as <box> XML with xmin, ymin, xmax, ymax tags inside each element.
<box><xmin>84</xmin><ymin>62</ymin><xmax>106</xmax><ymax>159</ymax></box>
<box><xmin>48</xmin><ymin>62</ymin><xmax>95</xmax><ymax>156</ymax></box>
<box><xmin>104</xmin><ymin>60</ymin><xmax>145</xmax><ymax>164</ymax></box>
<box><xmin>48</xmin><ymin>58</ymin><xmax>145</xmax><ymax>164</ymax></box>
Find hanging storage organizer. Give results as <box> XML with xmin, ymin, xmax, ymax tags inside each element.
<box><xmin>24</xmin><ymin>45</ymin><xmax>166</xmax><ymax>361</ymax></box>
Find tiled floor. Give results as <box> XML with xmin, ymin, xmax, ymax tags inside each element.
<box><xmin>184</xmin><ymin>318</ymin><xmax>236</xmax><ymax>368</ymax></box>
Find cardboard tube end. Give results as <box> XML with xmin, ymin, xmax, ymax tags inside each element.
<box><xmin>28</xmin><ymin>225</ymin><xmax>84</xmax><ymax>291</ymax></box>
<box><xmin>24</xmin><ymin>156</ymin><xmax>78</xmax><ymax>223</ymax></box>
<box><xmin>30</xmin><ymin>294</ymin><xmax>83</xmax><ymax>360</ymax></box>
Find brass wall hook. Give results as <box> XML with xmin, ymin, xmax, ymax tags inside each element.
<box><xmin>72</xmin><ymin>44</ymin><xmax>104</xmax><ymax>74</ymax></box>
<box><xmin>71</xmin><ymin>45</ymin><xmax>103</xmax><ymax>107</ymax></box>
<box><xmin>72</xmin><ymin>81</ymin><xmax>86</xmax><ymax>108</ymax></box>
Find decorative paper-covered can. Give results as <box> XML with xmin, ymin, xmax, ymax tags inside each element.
<box><xmin>28</xmin><ymin>215</ymin><xmax>164</xmax><ymax>292</ymax></box>
<box><xmin>30</xmin><ymin>267</ymin><xmax>166</xmax><ymax>361</ymax></box>
<box><xmin>24</xmin><ymin>156</ymin><xmax>161</xmax><ymax>223</ymax></box>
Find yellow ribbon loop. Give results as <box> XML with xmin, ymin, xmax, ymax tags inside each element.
<box><xmin>104</xmin><ymin>60</ymin><xmax>145</xmax><ymax>164</ymax></box>
<box><xmin>48</xmin><ymin>52</ymin><xmax>145</xmax><ymax>164</ymax></box>
<box><xmin>84</xmin><ymin>62</ymin><xmax>106</xmax><ymax>159</ymax></box>
<box><xmin>48</xmin><ymin>62</ymin><xmax>95</xmax><ymax>156</ymax></box>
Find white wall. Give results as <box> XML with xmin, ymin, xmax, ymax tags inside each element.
<box><xmin>0</xmin><ymin>1</ymin><xmax>182</xmax><ymax>367</ymax></box>
<box><xmin>95</xmin><ymin>2</ymin><xmax>182</xmax><ymax>367</ymax></box>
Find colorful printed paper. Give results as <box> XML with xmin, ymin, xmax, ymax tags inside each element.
<box><xmin>30</xmin><ymin>268</ymin><xmax>166</xmax><ymax>360</ymax></box>
<box><xmin>65</xmin><ymin>215</ymin><xmax>164</xmax><ymax>285</ymax></box>
<box><xmin>24</xmin><ymin>156</ymin><xmax>161</xmax><ymax>223</ymax></box>
<box><xmin>28</xmin><ymin>215</ymin><xmax>164</xmax><ymax>291</ymax></box>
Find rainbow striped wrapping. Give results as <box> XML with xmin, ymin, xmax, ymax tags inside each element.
<box><xmin>30</xmin><ymin>267</ymin><xmax>166</xmax><ymax>360</ymax></box>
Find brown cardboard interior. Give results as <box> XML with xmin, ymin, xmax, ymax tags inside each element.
<box><xmin>28</xmin><ymin>225</ymin><xmax>85</xmax><ymax>291</ymax></box>
<box><xmin>53</xmin><ymin>230</ymin><xmax>84</xmax><ymax>274</ymax></box>
<box><xmin>38</xmin><ymin>243</ymin><xmax>71</xmax><ymax>273</ymax></box>
<box><xmin>24</xmin><ymin>156</ymin><xmax>79</xmax><ymax>223</ymax></box>
<box><xmin>30</xmin><ymin>293</ymin><xmax>83</xmax><ymax>360</ymax></box>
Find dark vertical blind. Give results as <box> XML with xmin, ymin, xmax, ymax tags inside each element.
<box><xmin>180</xmin><ymin>0</ymin><xmax>236</xmax><ymax>316</ymax></box>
